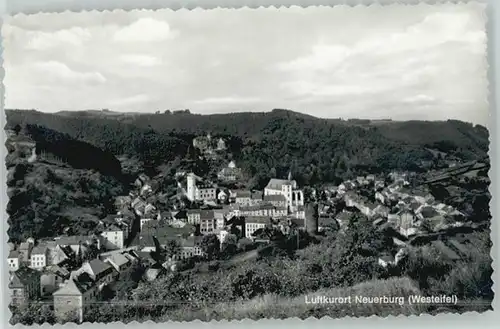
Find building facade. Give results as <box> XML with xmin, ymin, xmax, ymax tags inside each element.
<box><xmin>264</xmin><ymin>177</ymin><xmax>304</xmax><ymax>212</ymax></box>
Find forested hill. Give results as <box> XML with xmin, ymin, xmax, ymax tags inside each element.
<box><xmin>6</xmin><ymin>109</ymin><xmax>191</xmax><ymax>173</ymax></box>
<box><xmin>24</xmin><ymin>124</ymin><xmax>123</xmax><ymax>177</ymax></box>
<box><xmin>51</xmin><ymin>108</ymin><xmax>489</xmax><ymax>148</ymax></box>
<box><xmin>5</xmin><ymin>109</ymin><xmax>489</xmax><ymax>186</ymax></box>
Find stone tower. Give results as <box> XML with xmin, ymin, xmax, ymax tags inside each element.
<box><xmin>186</xmin><ymin>173</ymin><xmax>196</xmax><ymax>201</ymax></box>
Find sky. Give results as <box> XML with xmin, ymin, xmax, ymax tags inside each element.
<box><xmin>2</xmin><ymin>3</ymin><xmax>489</xmax><ymax>125</ymax></box>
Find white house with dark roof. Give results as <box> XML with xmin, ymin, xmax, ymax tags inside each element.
<box><xmin>103</xmin><ymin>253</ymin><xmax>131</xmax><ymax>273</ymax></box>
<box><xmin>30</xmin><ymin>245</ymin><xmax>49</xmax><ymax>270</ymax></box>
<box><xmin>8</xmin><ymin>250</ymin><xmax>21</xmax><ymax>272</ymax></box>
<box><xmin>100</xmin><ymin>224</ymin><xmax>126</xmax><ymax>250</ymax></box>
<box><xmin>264</xmin><ymin>174</ymin><xmax>304</xmax><ymax>212</ymax></box>
<box><xmin>245</xmin><ymin>216</ymin><xmax>271</xmax><ymax>239</ymax></box>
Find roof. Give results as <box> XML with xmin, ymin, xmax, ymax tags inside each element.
<box><xmin>251</xmin><ymin>191</ymin><xmax>263</xmax><ymax>200</ymax></box>
<box><xmin>180</xmin><ymin>236</ymin><xmax>203</xmax><ymax>248</ymax></box>
<box><xmin>9</xmin><ymin>267</ymin><xmax>41</xmax><ymax>288</ymax></box>
<box><xmin>87</xmin><ymin>259</ymin><xmax>112</xmax><ymax>277</ymax></box>
<box><xmin>19</xmin><ymin>242</ymin><xmax>31</xmax><ymax>250</ymax></box>
<box><xmin>198</xmin><ymin>183</ymin><xmax>215</xmax><ymax>190</ymax></box>
<box><xmin>263</xmin><ymin>194</ymin><xmax>286</xmax><ymax>202</ymax></box>
<box><xmin>200</xmin><ymin>210</ymin><xmax>214</xmax><ymax>220</ymax></box>
<box><xmin>245</xmin><ymin>216</ymin><xmax>271</xmax><ymax>224</ymax></box>
<box><xmin>240</xmin><ymin>203</ymin><xmax>276</xmax><ymax>212</ymax></box>
<box><xmin>53</xmin><ymin>278</ymin><xmax>84</xmax><ymax>296</ymax></box>
<box><xmin>55</xmin><ymin>235</ymin><xmax>95</xmax><ymax>246</ymax></box>
<box><xmin>103</xmin><ymin>224</ymin><xmax>122</xmax><ymax>232</ymax></box>
<box><xmin>8</xmin><ymin>250</ymin><xmax>20</xmax><ymax>258</ymax></box>
<box><xmin>31</xmin><ymin>245</ymin><xmax>48</xmax><ymax>255</ymax></box>
<box><xmin>46</xmin><ymin>265</ymin><xmax>70</xmax><ymax>278</ymax></box>
<box><xmin>235</xmin><ymin>190</ymin><xmax>252</xmax><ymax>198</ymax></box>
<box><xmin>265</xmin><ymin>178</ymin><xmax>294</xmax><ymax>190</ymax></box>
<box><xmin>106</xmin><ymin>253</ymin><xmax>130</xmax><ymax>268</ymax></box>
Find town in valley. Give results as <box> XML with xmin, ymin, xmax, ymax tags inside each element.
<box><xmin>5</xmin><ymin>116</ymin><xmax>492</xmax><ymax>323</ymax></box>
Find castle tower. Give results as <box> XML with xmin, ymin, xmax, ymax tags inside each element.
<box><xmin>305</xmin><ymin>202</ymin><xmax>319</xmax><ymax>235</ymax></box>
<box><xmin>186</xmin><ymin>173</ymin><xmax>196</xmax><ymax>201</ymax></box>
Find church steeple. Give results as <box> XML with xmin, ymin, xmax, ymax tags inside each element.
<box><xmin>287</xmin><ymin>170</ymin><xmax>292</xmax><ymax>181</ymax></box>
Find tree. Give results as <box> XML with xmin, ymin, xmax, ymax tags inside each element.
<box><xmin>200</xmin><ymin>234</ymin><xmax>220</xmax><ymax>260</ymax></box>
<box><xmin>164</xmin><ymin>239</ymin><xmax>181</xmax><ymax>259</ymax></box>
<box><xmin>13</xmin><ymin>124</ymin><xmax>22</xmax><ymax>135</ymax></box>
<box><xmin>220</xmin><ymin>234</ymin><xmax>238</xmax><ymax>258</ymax></box>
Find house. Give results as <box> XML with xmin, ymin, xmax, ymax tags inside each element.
<box><xmin>187</xmin><ymin>209</ymin><xmax>214</xmax><ymax>225</ymax></box>
<box><xmin>79</xmin><ymin>259</ymin><xmax>117</xmax><ymax>288</ymax></box>
<box><xmin>264</xmin><ymin>175</ymin><xmax>304</xmax><ymax>212</ymax></box>
<box><xmin>18</xmin><ymin>241</ymin><xmax>33</xmax><ymax>263</ymax></box>
<box><xmin>219</xmin><ymin>229</ymin><xmax>230</xmax><ymax>244</ymax></box>
<box><xmin>200</xmin><ymin>211</ymin><xmax>216</xmax><ymax>234</ymax></box>
<box><xmin>217</xmin><ymin>162</ymin><xmax>242</xmax><ymax>182</ymax></box>
<box><xmin>179</xmin><ymin>236</ymin><xmax>205</xmax><ymax>259</ymax></box>
<box><xmin>244</xmin><ymin>216</ymin><xmax>270</xmax><ymax>239</ymax></box>
<box><xmin>238</xmin><ymin>203</ymin><xmax>287</xmax><ymax>218</ymax></box>
<box><xmin>235</xmin><ymin>190</ymin><xmax>252</xmax><ymax>206</ymax></box>
<box><xmin>263</xmin><ymin>194</ymin><xmax>287</xmax><ymax>208</ymax></box>
<box><xmin>8</xmin><ymin>250</ymin><xmax>21</xmax><ymax>272</ymax></box>
<box><xmin>293</xmin><ymin>205</ymin><xmax>305</xmax><ymax>219</ymax></box>
<box><xmin>217</xmin><ymin>189</ymin><xmax>229</xmax><ymax>202</ymax></box>
<box><xmin>378</xmin><ymin>254</ymin><xmax>395</xmax><ymax>268</ymax></box>
<box><xmin>186</xmin><ymin>173</ymin><xmax>217</xmax><ymax>201</ymax></box>
<box><xmin>53</xmin><ymin>273</ymin><xmax>99</xmax><ymax>323</ymax></box>
<box><xmin>30</xmin><ymin>245</ymin><xmax>50</xmax><ymax>270</ymax></box>
<box><xmin>213</xmin><ymin>209</ymin><xmax>227</xmax><ymax>231</ymax></box>
<box><xmin>49</xmin><ymin>244</ymin><xmax>74</xmax><ymax>266</ymax></box>
<box><xmin>9</xmin><ymin>267</ymin><xmax>41</xmax><ymax>306</ymax></box>
<box><xmin>55</xmin><ymin>235</ymin><xmax>100</xmax><ymax>258</ymax></box>
<box><xmin>396</xmin><ymin>210</ymin><xmax>417</xmax><ymax>237</ymax></box>
<box><xmin>100</xmin><ymin>225</ymin><xmax>126</xmax><ymax>250</ymax></box>
<box><xmin>217</xmin><ymin>138</ymin><xmax>226</xmax><ymax>150</ymax></box>
<box><xmin>104</xmin><ymin>253</ymin><xmax>132</xmax><ymax>274</ymax></box>
<box><xmin>40</xmin><ymin>265</ymin><xmax>70</xmax><ymax>296</ymax></box>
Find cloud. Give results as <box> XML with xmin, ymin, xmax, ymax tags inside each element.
<box><xmin>2</xmin><ymin>4</ymin><xmax>488</xmax><ymax>125</ymax></box>
<box><xmin>403</xmin><ymin>94</ymin><xmax>437</xmax><ymax>105</ymax></box>
<box><xmin>276</xmin><ymin>44</ymin><xmax>351</xmax><ymax>72</ymax></box>
<box><xmin>192</xmin><ymin>96</ymin><xmax>263</xmax><ymax>105</ymax></box>
<box><xmin>24</xmin><ymin>27</ymin><xmax>92</xmax><ymax>50</ymax></box>
<box><xmin>120</xmin><ymin>54</ymin><xmax>162</xmax><ymax>67</ymax></box>
<box><xmin>110</xmin><ymin>94</ymin><xmax>151</xmax><ymax>106</ymax></box>
<box><xmin>113</xmin><ymin>18</ymin><xmax>177</xmax><ymax>43</ymax></box>
<box><xmin>32</xmin><ymin>61</ymin><xmax>106</xmax><ymax>84</ymax></box>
